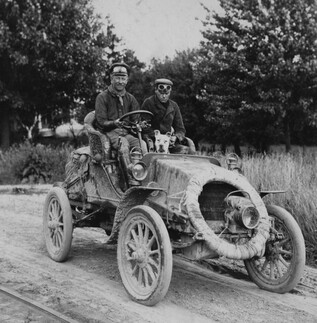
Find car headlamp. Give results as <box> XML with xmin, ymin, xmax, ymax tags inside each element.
<box><xmin>225</xmin><ymin>195</ymin><xmax>260</xmax><ymax>230</ymax></box>
<box><xmin>131</xmin><ymin>162</ymin><xmax>148</xmax><ymax>181</ymax></box>
<box><xmin>234</xmin><ymin>206</ymin><xmax>260</xmax><ymax>229</ymax></box>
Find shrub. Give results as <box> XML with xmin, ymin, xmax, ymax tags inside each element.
<box><xmin>0</xmin><ymin>141</ymin><xmax>71</xmax><ymax>184</ymax></box>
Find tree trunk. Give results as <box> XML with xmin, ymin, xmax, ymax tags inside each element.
<box><xmin>233</xmin><ymin>139</ymin><xmax>242</xmax><ymax>157</ymax></box>
<box><xmin>284</xmin><ymin>119</ymin><xmax>291</xmax><ymax>153</ymax></box>
<box><xmin>0</xmin><ymin>103</ymin><xmax>10</xmax><ymax>150</ymax></box>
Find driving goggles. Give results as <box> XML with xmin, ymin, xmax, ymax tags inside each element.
<box><xmin>157</xmin><ymin>84</ymin><xmax>172</xmax><ymax>92</ymax></box>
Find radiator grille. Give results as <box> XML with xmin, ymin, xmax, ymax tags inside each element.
<box><xmin>198</xmin><ymin>182</ymin><xmax>239</xmax><ymax>221</ymax></box>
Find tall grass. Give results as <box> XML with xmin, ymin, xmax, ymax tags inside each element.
<box><xmin>243</xmin><ymin>152</ymin><xmax>317</xmax><ymax>266</ymax></box>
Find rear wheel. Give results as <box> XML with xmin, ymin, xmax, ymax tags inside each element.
<box><xmin>244</xmin><ymin>205</ymin><xmax>305</xmax><ymax>293</ymax></box>
<box><xmin>43</xmin><ymin>187</ymin><xmax>73</xmax><ymax>262</ymax></box>
<box><xmin>117</xmin><ymin>205</ymin><xmax>172</xmax><ymax>306</ymax></box>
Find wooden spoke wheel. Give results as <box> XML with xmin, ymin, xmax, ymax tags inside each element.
<box><xmin>244</xmin><ymin>205</ymin><xmax>305</xmax><ymax>293</ymax></box>
<box><xmin>43</xmin><ymin>187</ymin><xmax>73</xmax><ymax>262</ymax></box>
<box><xmin>117</xmin><ymin>205</ymin><xmax>172</xmax><ymax>306</ymax></box>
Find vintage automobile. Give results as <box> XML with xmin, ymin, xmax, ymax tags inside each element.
<box><xmin>43</xmin><ymin>110</ymin><xmax>306</xmax><ymax>306</ymax></box>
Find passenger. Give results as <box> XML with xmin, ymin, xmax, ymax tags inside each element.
<box><xmin>94</xmin><ymin>62</ymin><xmax>146</xmax><ymax>184</ymax></box>
<box><xmin>141</xmin><ymin>78</ymin><xmax>196</xmax><ymax>154</ymax></box>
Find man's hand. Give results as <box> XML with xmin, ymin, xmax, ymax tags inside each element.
<box><xmin>114</xmin><ymin>118</ymin><xmax>123</xmax><ymax>128</ymax></box>
<box><xmin>170</xmin><ymin>135</ymin><xmax>177</xmax><ymax>147</ymax></box>
<box><xmin>176</xmin><ymin>133</ymin><xmax>185</xmax><ymax>143</ymax></box>
<box><xmin>140</xmin><ymin>120</ymin><xmax>151</xmax><ymax>129</ymax></box>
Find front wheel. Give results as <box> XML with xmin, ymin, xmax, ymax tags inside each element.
<box><xmin>244</xmin><ymin>205</ymin><xmax>305</xmax><ymax>293</ymax></box>
<box><xmin>117</xmin><ymin>205</ymin><xmax>172</xmax><ymax>306</ymax></box>
<box><xmin>43</xmin><ymin>187</ymin><xmax>73</xmax><ymax>262</ymax></box>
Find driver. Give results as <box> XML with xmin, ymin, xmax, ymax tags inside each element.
<box><xmin>94</xmin><ymin>62</ymin><xmax>146</xmax><ymax>184</ymax></box>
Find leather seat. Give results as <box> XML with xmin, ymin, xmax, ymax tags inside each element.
<box><xmin>84</xmin><ymin>111</ymin><xmax>112</xmax><ymax>162</ymax></box>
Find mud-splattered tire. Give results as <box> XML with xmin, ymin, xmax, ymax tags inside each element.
<box><xmin>43</xmin><ymin>187</ymin><xmax>73</xmax><ymax>262</ymax></box>
<box><xmin>244</xmin><ymin>205</ymin><xmax>305</xmax><ymax>293</ymax></box>
<box><xmin>117</xmin><ymin>205</ymin><xmax>172</xmax><ymax>306</ymax></box>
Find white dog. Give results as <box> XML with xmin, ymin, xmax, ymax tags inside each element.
<box><xmin>154</xmin><ymin>130</ymin><xmax>171</xmax><ymax>153</ymax></box>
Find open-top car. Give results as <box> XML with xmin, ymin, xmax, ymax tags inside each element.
<box><xmin>43</xmin><ymin>110</ymin><xmax>306</xmax><ymax>306</ymax></box>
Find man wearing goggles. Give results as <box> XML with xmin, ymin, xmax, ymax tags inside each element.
<box><xmin>141</xmin><ymin>78</ymin><xmax>186</xmax><ymax>145</ymax></box>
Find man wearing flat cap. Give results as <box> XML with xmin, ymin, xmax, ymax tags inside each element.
<box><xmin>141</xmin><ymin>78</ymin><xmax>187</xmax><ymax>146</ymax></box>
<box><xmin>94</xmin><ymin>62</ymin><xmax>144</xmax><ymax>183</ymax></box>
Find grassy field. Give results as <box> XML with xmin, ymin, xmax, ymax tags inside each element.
<box><xmin>242</xmin><ymin>152</ymin><xmax>317</xmax><ymax>267</ymax></box>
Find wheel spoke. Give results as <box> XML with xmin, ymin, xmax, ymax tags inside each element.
<box><xmin>138</xmin><ymin>265</ymin><xmax>143</xmax><ymax>283</ymax></box>
<box><xmin>131</xmin><ymin>228</ymin><xmax>140</xmax><ymax>246</ymax></box>
<box><xmin>149</xmin><ymin>249</ymin><xmax>159</xmax><ymax>256</ymax></box>
<box><xmin>261</xmin><ymin>258</ymin><xmax>269</xmax><ymax>272</ymax></box>
<box><xmin>269</xmin><ymin>261</ymin><xmax>275</xmax><ymax>280</ymax></box>
<box><xmin>48</xmin><ymin>206</ymin><xmax>53</xmax><ymax>220</ymax></box>
<box><xmin>279</xmin><ymin>248</ymin><xmax>293</xmax><ymax>256</ymax></box>
<box><xmin>275</xmin><ymin>238</ymin><xmax>290</xmax><ymax>248</ymax></box>
<box><xmin>278</xmin><ymin>254</ymin><xmax>290</xmax><ymax>268</ymax></box>
<box><xmin>137</xmin><ymin>223</ymin><xmax>143</xmax><ymax>241</ymax></box>
<box><xmin>127</xmin><ymin>241</ymin><xmax>137</xmax><ymax>251</ymax></box>
<box><xmin>50</xmin><ymin>202</ymin><xmax>55</xmax><ymax>215</ymax></box>
<box><xmin>274</xmin><ymin>260</ymin><xmax>283</xmax><ymax>278</ymax></box>
<box><xmin>57</xmin><ymin>211</ymin><xmax>63</xmax><ymax>223</ymax></box>
<box><xmin>54</xmin><ymin>230</ymin><xmax>59</xmax><ymax>247</ymax></box>
<box><xmin>52</xmin><ymin>201</ymin><xmax>58</xmax><ymax>217</ymax></box>
<box><xmin>52</xmin><ymin>231</ymin><xmax>57</xmax><ymax>246</ymax></box>
<box><xmin>143</xmin><ymin>268</ymin><xmax>149</xmax><ymax>287</ymax></box>
<box><xmin>147</xmin><ymin>235</ymin><xmax>156</xmax><ymax>248</ymax></box>
<box><xmin>146</xmin><ymin>264</ymin><xmax>157</xmax><ymax>283</ymax></box>
<box><xmin>148</xmin><ymin>257</ymin><xmax>159</xmax><ymax>270</ymax></box>
<box><xmin>131</xmin><ymin>263</ymin><xmax>138</xmax><ymax>276</ymax></box>
<box><xmin>143</xmin><ymin>226</ymin><xmax>149</xmax><ymax>244</ymax></box>
<box><xmin>49</xmin><ymin>204</ymin><xmax>55</xmax><ymax>219</ymax></box>
<box><xmin>56</xmin><ymin>232</ymin><xmax>62</xmax><ymax>247</ymax></box>
<box><xmin>56</xmin><ymin>228</ymin><xmax>64</xmax><ymax>245</ymax></box>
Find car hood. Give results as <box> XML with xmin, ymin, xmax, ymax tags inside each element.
<box><xmin>143</xmin><ymin>154</ymin><xmax>270</xmax><ymax>260</ymax></box>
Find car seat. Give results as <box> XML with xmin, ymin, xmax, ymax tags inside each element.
<box><xmin>84</xmin><ymin>111</ymin><xmax>112</xmax><ymax>162</ymax></box>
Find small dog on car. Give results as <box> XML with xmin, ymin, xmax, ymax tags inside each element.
<box><xmin>154</xmin><ymin>130</ymin><xmax>171</xmax><ymax>153</ymax></box>
<box><xmin>154</xmin><ymin>129</ymin><xmax>197</xmax><ymax>154</ymax></box>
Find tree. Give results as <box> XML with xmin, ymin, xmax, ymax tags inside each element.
<box><xmin>0</xmin><ymin>0</ymin><xmax>121</xmax><ymax>148</ymax></box>
<box><xmin>122</xmin><ymin>49</ymin><xmax>147</xmax><ymax>105</ymax></box>
<box><xmin>196</xmin><ymin>0</ymin><xmax>317</xmax><ymax>152</ymax></box>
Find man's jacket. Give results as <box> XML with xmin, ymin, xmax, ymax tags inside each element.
<box><xmin>141</xmin><ymin>95</ymin><xmax>186</xmax><ymax>139</ymax></box>
<box><xmin>95</xmin><ymin>88</ymin><xmax>139</xmax><ymax>134</ymax></box>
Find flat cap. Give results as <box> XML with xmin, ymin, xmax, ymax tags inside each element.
<box><xmin>154</xmin><ymin>78</ymin><xmax>173</xmax><ymax>86</ymax></box>
<box><xmin>110</xmin><ymin>62</ymin><xmax>129</xmax><ymax>76</ymax></box>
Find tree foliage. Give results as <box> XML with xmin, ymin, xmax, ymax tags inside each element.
<box><xmin>196</xmin><ymin>0</ymin><xmax>317</xmax><ymax>152</ymax></box>
<box><xmin>0</xmin><ymin>0</ymin><xmax>121</xmax><ymax>147</ymax></box>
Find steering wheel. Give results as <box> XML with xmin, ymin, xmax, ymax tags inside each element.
<box><xmin>118</xmin><ymin>110</ymin><xmax>153</xmax><ymax>132</ymax></box>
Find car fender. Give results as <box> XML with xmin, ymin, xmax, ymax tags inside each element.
<box><xmin>106</xmin><ymin>186</ymin><xmax>165</xmax><ymax>244</ymax></box>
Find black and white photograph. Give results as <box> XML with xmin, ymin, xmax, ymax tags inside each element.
<box><xmin>0</xmin><ymin>0</ymin><xmax>317</xmax><ymax>322</ymax></box>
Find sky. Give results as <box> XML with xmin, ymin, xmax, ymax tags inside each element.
<box><xmin>92</xmin><ymin>0</ymin><xmax>222</xmax><ymax>64</ymax></box>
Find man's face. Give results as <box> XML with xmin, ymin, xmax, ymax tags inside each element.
<box><xmin>111</xmin><ymin>74</ymin><xmax>128</xmax><ymax>91</ymax></box>
<box><xmin>155</xmin><ymin>84</ymin><xmax>172</xmax><ymax>103</ymax></box>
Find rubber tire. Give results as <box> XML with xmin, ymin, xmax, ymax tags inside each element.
<box><xmin>117</xmin><ymin>205</ymin><xmax>173</xmax><ymax>306</ymax></box>
<box><xmin>43</xmin><ymin>187</ymin><xmax>73</xmax><ymax>262</ymax></box>
<box><xmin>244</xmin><ymin>205</ymin><xmax>305</xmax><ymax>293</ymax></box>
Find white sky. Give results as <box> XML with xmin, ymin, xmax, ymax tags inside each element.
<box><xmin>92</xmin><ymin>0</ymin><xmax>222</xmax><ymax>64</ymax></box>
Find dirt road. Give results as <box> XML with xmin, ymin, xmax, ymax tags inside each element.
<box><xmin>0</xmin><ymin>186</ymin><xmax>317</xmax><ymax>322</ymax></box>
